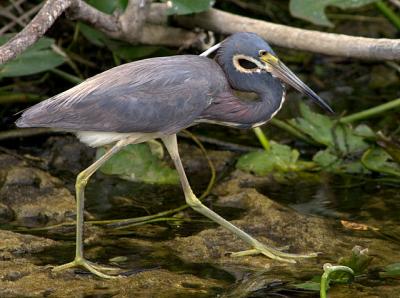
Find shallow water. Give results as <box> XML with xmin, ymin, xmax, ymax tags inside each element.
<box><xmin>25</xmin><ymin>168</ymin><xmax>399</xmax><ymax>297</ymax></box>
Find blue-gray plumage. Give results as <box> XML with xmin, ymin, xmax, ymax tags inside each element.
<box><xmin>15</xmin><ymin>32</ymin><xmax>332</xmax><ymax>279</ymax></box>
<box><xmin>16</xmin><ymin>33</ymin><xmax>310</xmax><ymax>138</ymax></box>
<box><xmin>17</xmin><ymin>56</ymin><xmax>228</xmax><ymax>134</ymax></box>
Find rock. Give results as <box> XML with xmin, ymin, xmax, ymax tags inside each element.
<box><xmin>0</xmin><ymin>229</ymin><xmax>225</xmax><ymax>297</ymax></box>
<box><xmin>166</xmin><ymin>188</ymin><xmax>342</xmax><ymax>269</ymax></box>
<box><xmin>0</xmin><ymin>153</ymin><xmax>75</xmax><ymax>226</ymax></box>
<box><xmin>0</xmin><ymin>261</ymin><xmax>224</xmax><ymax>298</ymax></box>
<box><xmin>0</xmin><ymin>230</ymin><xmax>56</xmax><ymax>260</ymax></box>
<box><xmin>0</xmin><ymin>203</ymin><xmax>14</xmax><ymax>223</ymax></box>
<box><xmin>166</xmin><ymin>170</ymin><xmax>400</xmax><ymax>273</ymax></box>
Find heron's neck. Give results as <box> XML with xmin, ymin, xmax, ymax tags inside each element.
<box><xmin>246</xmin><ymin>89</ymin><xmax>286</xmax><ymax>127</ymax></box>
<box><xmin>200</xmin><ymin>88</ymin><xmax>286</xmax><ymax>129</ymax></box>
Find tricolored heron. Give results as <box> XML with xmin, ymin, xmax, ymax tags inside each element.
<box><xmin>16</xmin><ymin>32</ymin><xmax>333</xmax><ymax>279</ymax></box>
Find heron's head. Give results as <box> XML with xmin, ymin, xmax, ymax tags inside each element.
<box><xmin>216</xmin><ymin>32</ymin><xmax>333</xmax><ymax>113</ymax></box>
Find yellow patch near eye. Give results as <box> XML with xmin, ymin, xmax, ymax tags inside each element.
<box><xmin>261</xmin><ymin>53</ymin><xmax>279</xmax><ymax>64</ymax></box>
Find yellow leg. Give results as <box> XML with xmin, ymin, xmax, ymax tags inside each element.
<box><xmin>53</xmin><ymin>139</ymin><xmax>131</xmax><ymax>279</ymax></box>
<box><xmin>161</xmin><ymin>134</ymin><xmax>318</xmax><ymax>263</ymax></box>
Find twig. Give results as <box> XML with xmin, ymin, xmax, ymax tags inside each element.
<box><xmin>0</xmin><ymin>2</ymin><xmax>43</xmax><ymax>35</ymax></box>
<box><xmin>5</xmin><ymin>0</ymin><xmax>26</xmax><ymax>12</ymax></box>
<box><xmin>0</xmin><ymin>10</ymin><xmax>28</xmax><ymax>27</ymax></box>
<box><xmin>327</xmin><ymin>13</ymin><xmax>387</xmax><ymax>23</ymax></box>
<box><xmin>340</xmin><ymin>97</ymin><xmax>400</xmax><ymax>123</ymax></box>
<box><xmin>50</xmin><ymin>68</ymin><xmax>83</xmax><ymax>84</ymax></box>
<box><xmin>385</xmin><ymin>61</ymin><xmax>400</xmax><ymax>73</ymax></box>
<box><xmin>182</xmin><ymin>129</ymin><xmax>216</xmax><ymax>200</ymax></box>
<box><xmin>270</xmin><ymin>118</ymin><xmax>318</xmax><ymax>145</ymax></box>
<box><xmin>0</xmin><ymin>128</ymin><xmax>53</xmax><ymax>141</ymax></box>
<box><xmin>178</xmin><ymin>132</ymin><xmax>257</xmax><ymax>152</ymax></box>
<box><xmin>10</xmin><ymin>0</ymin><xmax>25</xmax><ymax>18</ymax></box>
<box><xmin>0</xmin><ymin>93</ymin><xmax>42</xmax><ymax>104</ymax></box>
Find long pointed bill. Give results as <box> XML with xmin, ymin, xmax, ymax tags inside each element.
<box><xmin>261</xmin><ymin>54</ymin><xmax>334</xmax><ymax>114</ymax></box>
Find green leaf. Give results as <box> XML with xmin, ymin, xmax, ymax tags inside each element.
<box><xmin>376</xmin><ymin>133</ymin><xmax>400</xmax><ymax>164</ymax></box>
<box><xmin>313</xmin><ymin>149</ymin><xmax>368</xmax><ymax>174</ymax></box>
<box><xmin>0</xmin><ymin>34</ymin><xmax>15</xmax><ymax>45</ymax></box>
<box><xmin>290</xmin><ymin>103</ymin><xmax>335</xmax><ymax>147</ymax></box>
<box><xmin>167</xmin><ymin>0</ymin><xmax>214</xmax><ymax>15</ymax></box>
<box><xmin>293</xmin><ymin>281</ymin><xmax>321</xmax><ymax>291</ymax></box>
<box><xmin>361</xmin><ymin>147</ymin><xmax>400</xmax><ymax>177</ymax></box>
<box><xmin>289</xmin><ymin>0</ymin><xmax>378</xmax><ymax>27</ymax></box>
<box><xmin>236</xmin><ymin>141</ymin><xmax>314</xmax><ymax>175</ymax></box>
<box><xmin>354</xmin><ymin>124</ymin><xmax>376</xmax><ymax>139</ymax></box>
<box><xmin>290</xmin><ymin>102</ymin><xmax>369</xmax><ymax>155</ymax></box>
<box><xmin>313</xmin><ymin>150</ymin><xmax>340</xmax><ymax>169</ymax></box>
<box><xmin>236</xmin><ymin>151</ymin><xmax>275</xmax><ymax>176</ymax></box>
<box><xmin>0</xmin><ymin>36</ymin><xmax>65</xmax><ymax>78</ymax></box>
<box><xmin>97</xmin><ymin>143</ymin><xmax>179</xmax><ymax>185</ymax></box>
<box><xmin>79</xmin><ymin>22</ymin><xmax>110</xmax><ymax>47</ymax></box>
<box><xmin>24</xmin><ymin>38</ymin><xmax>54</xmax><ymax>52</ymax></box>
<box><xmin>380</xmin><ymin>263</ymin><xmax>400</xmax><ymax>278</ymax></box>
<box><xmin>334</xmin><ymin>124</ymin><xmax>369</xmax><ymax>154</ymax></box>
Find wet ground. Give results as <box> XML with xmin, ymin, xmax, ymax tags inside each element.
<box><xmin>0</xmin><ymin>135</ymin><xmax>399</xmax><ymax>297</ymax></box>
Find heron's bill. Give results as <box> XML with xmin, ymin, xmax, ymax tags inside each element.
<box><xmin>261</xmin><ymin>54</ymin><xmax>334</xmax><ymax>113</ymax></box>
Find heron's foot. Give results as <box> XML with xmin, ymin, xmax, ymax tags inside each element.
<box><xmin>52</xmin><ymin>257</ymin><xmax>122</xmax><ymax>279</ymax></box>
<box><xmin>230</xmin><ymin>241</ymin><xmax>320</xmax><ymax>263</ymax></box>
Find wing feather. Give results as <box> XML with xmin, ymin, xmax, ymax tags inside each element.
<box><xmin>16</xmin><ymin>55</ymin><xmax>228</xmax><ymax>134</ymax></box>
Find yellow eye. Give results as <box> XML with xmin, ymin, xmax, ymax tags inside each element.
<box><xmin>258</xmin><ymin>50</ymin><xmax>268</xmax><ymax>57</ymax></box>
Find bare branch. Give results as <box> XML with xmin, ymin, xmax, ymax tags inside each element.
<box><xmin>0</xmin><ymin>0</ymin><xmax>72</xmax><ymax>64</ymax></box>
<box><xmin>118</xmin><ymin>0</ymin><xmax>151</xmax><ymax>41</ymax></box>
<box><xmin>66</xmin><ymin>0</ymin><xmax>120</xmax><ymax>33</ymax></box>
<box><xmin>140</xmin><ymin>24</ymin><xmax>200</xmax><ymax>47</ymax></box>
<box><xmin>0</xmin><ymin>0</ymin><xmax>206</xmax><ymax>65</ymax></box>
<box><xmin>173</xmin><ymin>8</ymin><xmax>400</xmax><ymax>60</ymax></box>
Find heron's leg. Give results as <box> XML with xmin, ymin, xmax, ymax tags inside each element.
<box><xmin>161</xmin><ymin>134</ymin><xmax>317</xmax><ymax>263</ymax></box>
<box><xmin>53</xmin><ymin>139</ymin><xmax>131</xmax><ymax>279</ymax></box>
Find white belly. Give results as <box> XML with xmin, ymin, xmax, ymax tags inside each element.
<box><xmin>75</xmin><ymin>131</ymin><xmax>161</xmax><ymax>147</ymax></box>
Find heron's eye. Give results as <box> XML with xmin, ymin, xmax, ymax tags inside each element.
<box><xmin>238</xmin><ymin>59</ymin><xmax>258</xmax><ymax>70</ymax></box>
<box><xmin>258</xmin><ymin>50</ymin><xmax>268</xmax><ymax>57</ymax></box>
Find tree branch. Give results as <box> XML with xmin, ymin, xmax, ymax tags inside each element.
<box><xmin>66</xmin><ymin>0</ymin><xmax>120</xmax><ymax>33</ymax></box>
<box><xmin>173</xmin><ymin>7</ymin><xmax>400</xmax><ymax>60</ymax></box>
<box><xmin>0</xmin><ymin>0</ymin><xmax>205</xmax><ymax>64</ymax></box>
<box><xmin>118</xmin><ymin>0</ymin><xmax>150</xmax><ymax>41</ymax></box>
<box><xmin>0</xmin><ymin>0</ymin><xmax>72</xmax><ymax>64</ymax></box>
